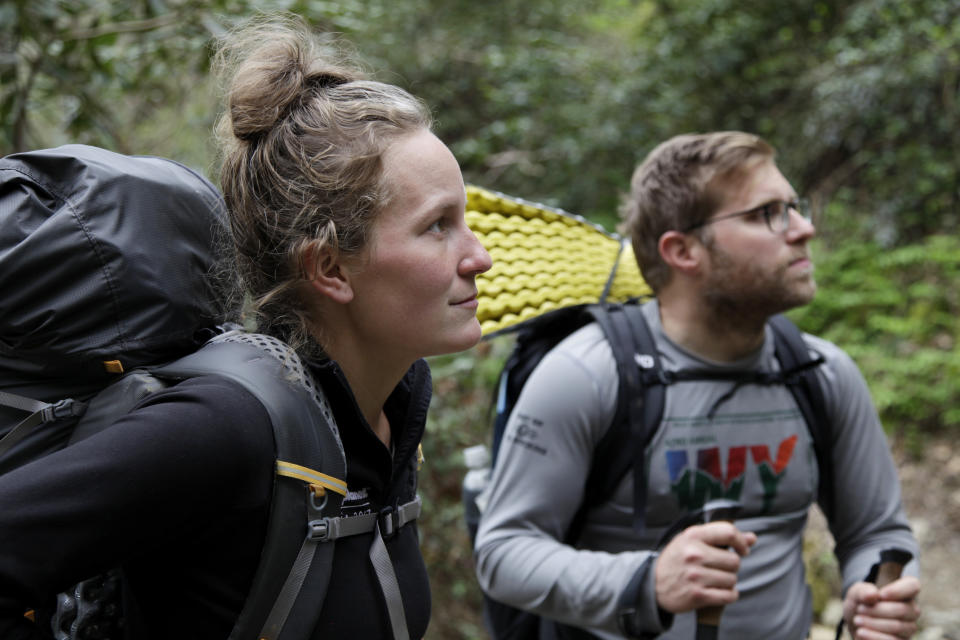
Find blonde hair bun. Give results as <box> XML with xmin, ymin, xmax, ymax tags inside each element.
<box><xmin>215</xmin><ymin>15</ymin><xmax>362</xmax><ymax>142</ymax></box>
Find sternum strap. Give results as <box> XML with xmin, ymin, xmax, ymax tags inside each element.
<box><xmin>269</xmin><ymin>460</ymin><xmax>421</xmax><ymax>640</ymax></box>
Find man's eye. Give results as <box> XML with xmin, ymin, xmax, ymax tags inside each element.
<box><xmin>750</xmin><ymin>202</ymin><xmax>784</xmax><ymax>223</ymax></box>
<box><xmin>428</xmin><ymin>219</ymin><xmax>445</xmax><ymax>233</ymax></box>
<box><xmin>767</xmin><ymin>201</ymin><xmax>789</xmax><ymax>217</ymax></box>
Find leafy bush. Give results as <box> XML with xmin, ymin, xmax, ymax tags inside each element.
<box><xmin>791</xmin><ymin>234</ymin><xmax>960</xmax><ymax>451</ymax></box>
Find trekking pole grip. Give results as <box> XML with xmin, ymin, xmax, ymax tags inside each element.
<box><xmin>870</xmin><ymin>547</ymin><xmax>913</xmax><ymax>588</ymax></box>
<box><xmin>833</xmin><ymin>547</ymin><xmax>913</xmax><ymax>640</ymax></box>
<box><xmin>695</xmin><ymin>499</ymin><xmax>742</xmax><ymax>640</ymax></box>
<box><xmin>696</xmin><ymin>604</ymin><xmax>723</xmax><ymax>627</ymax></box>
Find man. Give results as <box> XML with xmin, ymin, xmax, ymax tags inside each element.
<box><xmin>473</xmin><ymin>132</ymin><xmax>921</xmax><ymax>639</ymax></box>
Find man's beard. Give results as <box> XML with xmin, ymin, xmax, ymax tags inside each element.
<box><xmin>701</xmin><ymin>243</ymin><xmax>817</xmax><ymax>328</ymax></box>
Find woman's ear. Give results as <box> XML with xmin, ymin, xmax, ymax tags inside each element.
<box><xmin>302</xmin><ymin>241</ymin><xmax>354</xmax><ymax>304</ymax></box>
<box><xmin>658</xmin><ymin>230</ymin><xmax>705</xmax><ymax>276</ymax></box>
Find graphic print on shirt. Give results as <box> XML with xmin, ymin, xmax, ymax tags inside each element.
<box><xmin>645</xmin><ymin>399</ymin><xmax>816</xmax><ymax>527</ymax></box>
<box><xmin>506</xmin><ymin>411</ymin><xmax>548</xmax><ymax>455</ymax></box>
<box><xmin>665</xmin><ymin>433</ymin><xmax>798</xmax><ymax>513</ymax></box>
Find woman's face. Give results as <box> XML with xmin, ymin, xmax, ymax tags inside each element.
<box><xmin>341</xmin><ymin>129</ymin><xmax>492</xmax><ymax>365</ymax></box>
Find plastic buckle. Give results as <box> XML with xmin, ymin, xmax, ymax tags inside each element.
<box><xmin>41</xmin><ymin>399</ymin><xmax>84</xmax><ymax>423</ymax></box>
<box><xmin>378</xmin><ymin>506</ymin><xmax>399</xmax><ymax>541</ymax></box>
<box><xmin>308</xmin><ymin>518</ymin><xmax>333</xmax><ymax>542</ymax></box>
<box><xmin>756</xmin><ymin>370</ymin><xmax>782</xmax><ymax>385</ymax></box>
<box><xmin>779</xmin><ymin>369</ymin><xmax>805</xmax><ymax>386</ymax></box>
<box><xmin>640</xmin><ymin>368</ymin><xmax>671</xmax><ymax>386</ymax></box>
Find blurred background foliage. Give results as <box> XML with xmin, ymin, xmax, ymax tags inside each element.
<box><xmin>3</xmin><ymin>0</ymin><xmax>959</xmax><ymax>636</ymax></box>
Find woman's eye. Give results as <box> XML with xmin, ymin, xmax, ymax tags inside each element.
<box><xmin>428</xmin><ymin>219</ymin><xmax>445</xmax><ymax>233</ymax></box>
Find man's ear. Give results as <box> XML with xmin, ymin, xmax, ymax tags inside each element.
<box><xmin>302</xmin><ymin>241</ymin><xmax>354</xmax><ymax>304</ymax></box>
<box><xmin>658</xmin><ymin>230</ymin><xmax>705</xmax><ymax>276</ymax></box>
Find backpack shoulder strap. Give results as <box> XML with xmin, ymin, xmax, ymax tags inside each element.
<box><xmin>566</xmin><ymin>303</ymin><xmax>666</xmax><ymax>541</ymax></box>
<box><xmin>620</xmin><ymin>304</ymin><xmax>668</xmax><ymax>534</ymax></box>
<box><xmin>767</xmin><ymin>314</ymin><xmax>834</xmax><ymax>520</ymax></box>
<box><xmin>152</xmin><ymin>338</ymin><xmax>347</xmax><ymax>640</ymax></box>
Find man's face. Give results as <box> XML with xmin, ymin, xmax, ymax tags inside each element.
<box><xmin>699</xmin><ymin>160</ymin><xmax>817</xmax><ymax>319</ymax></box>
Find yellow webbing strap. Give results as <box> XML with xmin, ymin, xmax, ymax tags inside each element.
<box><xmin>276</xmin><ymin>460</ymin><xmax>347</xmax><ymax>497</ymax></box>
<box><xmin>466</xmin><ymin>185</ymin><xmax>652</xmax><ymax>337</ymax></box>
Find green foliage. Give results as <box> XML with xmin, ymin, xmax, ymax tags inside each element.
<box><xmin>421</xmin><ymin>339</ymin><xmax>512</xmax><ymax>640</ymax></box>
<box><xmin>1</xmin><ymin>0</ymin><xmax>218</xmax><ymax>157</ymax></box>
<box><xmin>788</xmin><ymin>0</ymin><xmax>960</xmax><ymax>245</ymax></box>
<box><xmin>0</xmin><ymin>0</ymin><xmax>367</xmax><ymax>162</ymax></box>
<box><xmin>6</xmin><ymin>0</ymin><xmax>960</xmax><ymax>246</ymax></box>
<box><xmin>790</xmin><ymin>234</ymin><xmax>960</xmax><ymax>449</ymax></box>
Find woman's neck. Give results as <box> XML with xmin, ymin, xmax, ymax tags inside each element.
<box><xmin>326</xmin><ymin>344</ymin><xmax>410</xmax><ymax>448</ymax></box>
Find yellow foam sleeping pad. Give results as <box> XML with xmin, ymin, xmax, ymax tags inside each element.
<box><xmin>466</xmin><ymin>185</ymin><xmax>652</xmax><ymax>337</ymax></box>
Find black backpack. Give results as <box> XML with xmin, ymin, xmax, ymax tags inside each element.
<box><xmin>471</xmin><ymin>301</ymin><xmax>832</xmax><ymax>640</ymax></box>
<box><xmin>0</xmin><ymin>145</ymin><xmax>416</xmax><ymax>640</ymax></box>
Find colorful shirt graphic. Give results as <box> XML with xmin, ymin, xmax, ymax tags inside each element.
<box><xmin>646</xmin><ymin>398</ymin><xmax>816</xmax><ymax>530</ymax></box>
<box><xmin>665</xmin><ymin>434</ymin><xmax>798</xmax><ymax>513</ymax></box>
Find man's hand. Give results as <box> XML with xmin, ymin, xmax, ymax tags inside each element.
<box><xmin>653</xmin><ymin>522</ymin><xmax>757</xmax><ymax>613</ymax></box>
<box><xmin>843</xmin><ymin>577</ymin><xmax>921</xmax><ymax>639</ymax></box>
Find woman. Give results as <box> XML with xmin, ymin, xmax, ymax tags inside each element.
<box><xmin>0</xmin><ymin>14</ymin><xmax>490</xmax><ymax>640</ymax></box>
<box><xmin>211</xmin><ymin>14</ymin><xmax>492</xmax><ymax>637</ymax></box>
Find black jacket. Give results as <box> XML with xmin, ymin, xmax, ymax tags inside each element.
<box><xmin>0</xmin><ymin>358</ymin><xmax>432</xmax><ymax>639</ymax></box>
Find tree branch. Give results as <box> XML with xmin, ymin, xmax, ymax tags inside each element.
<box><xmin>11</xmin><ymin>51</ymin><xmax>44</xmax><ymax>152</ymax></box>
<box><xmin>64</xmin><ymin>14</ymin><xmax>180</xmax><ymax>42</ymax></box>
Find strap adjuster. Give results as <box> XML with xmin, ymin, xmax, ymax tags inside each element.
<box><xmin>307</xmin><ymin>496</ymin><xmax>421</xmax><ymax>544</ymax></box>
<box><xmin>639</xmin><ymin>367</ymin><xmax>671</xmax><ymax>386</ymax></box>
<box><xmin>308</xmin><ymin>518</ymin><xmax>335</xmax><ymax>542</ymax></box>
<box><xmin>378</xmin><ymin>506</ymin><xmax>399</xmax><ymax>540</ymax></box>
<box><xmin>40</xmin><ymin>399</ymin><xmax>87</xmax><ymax>423</ymax></box>
<box><xmin>378</xmin><ymin>496</ymin><xmax>423</xmax><ymax>541</ymax></box>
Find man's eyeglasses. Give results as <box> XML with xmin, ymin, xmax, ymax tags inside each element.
<box><xmin>683</xmin><ymin>199</ymin><xmax>812</xmax><ymax>234</ymax></box>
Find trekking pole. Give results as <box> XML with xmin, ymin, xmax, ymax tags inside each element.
<box><xmin>867</xmin><ymin>547</ymin><xmax>912</xmax><ymax>588</ymax></box>
<box><xmin>694</xmin><ymin>499</ymin><xmax>742</xmax><ymax>640</ymax></box>
<box><xmin>833</xmin><ymin>547</ymin><xmax>913</xmax><ymax>640</ymax></box>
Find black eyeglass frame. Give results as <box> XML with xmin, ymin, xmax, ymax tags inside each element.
<box><xmin>682</xmin><ymin>199</ymin><xmax>812</xmax><ymax>234</ymax></box>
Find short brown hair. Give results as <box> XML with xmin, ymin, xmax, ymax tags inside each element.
<box><xmin>618</xmin><ymin>131</ymin><xmax>774</xmax><ymax>293</ymax></box>
<box><xmin>213</xmin><ymin>14</ymin><xmax>432</xmax><ymax>354</ymax></box>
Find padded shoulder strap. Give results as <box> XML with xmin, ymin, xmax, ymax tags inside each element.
<box><xmin>566</xmin><ymin>303</ymin><xmax>665</xmax><ymax>541</ymax></box>
<box><xmin>767</xmin><ymin>314</ymin><xmax>834</xmax><ymax>520</ymax></box>
<box><xmin>152</xmin><ymin>339</ymin><xmax>346</xmax><ymax>640</ymax></box>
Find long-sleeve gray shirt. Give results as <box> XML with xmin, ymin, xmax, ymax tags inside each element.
<box><xmin>474</xmin><ymin>301</ymin><xmax>918</xmax><ymax>639</ymax></box>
